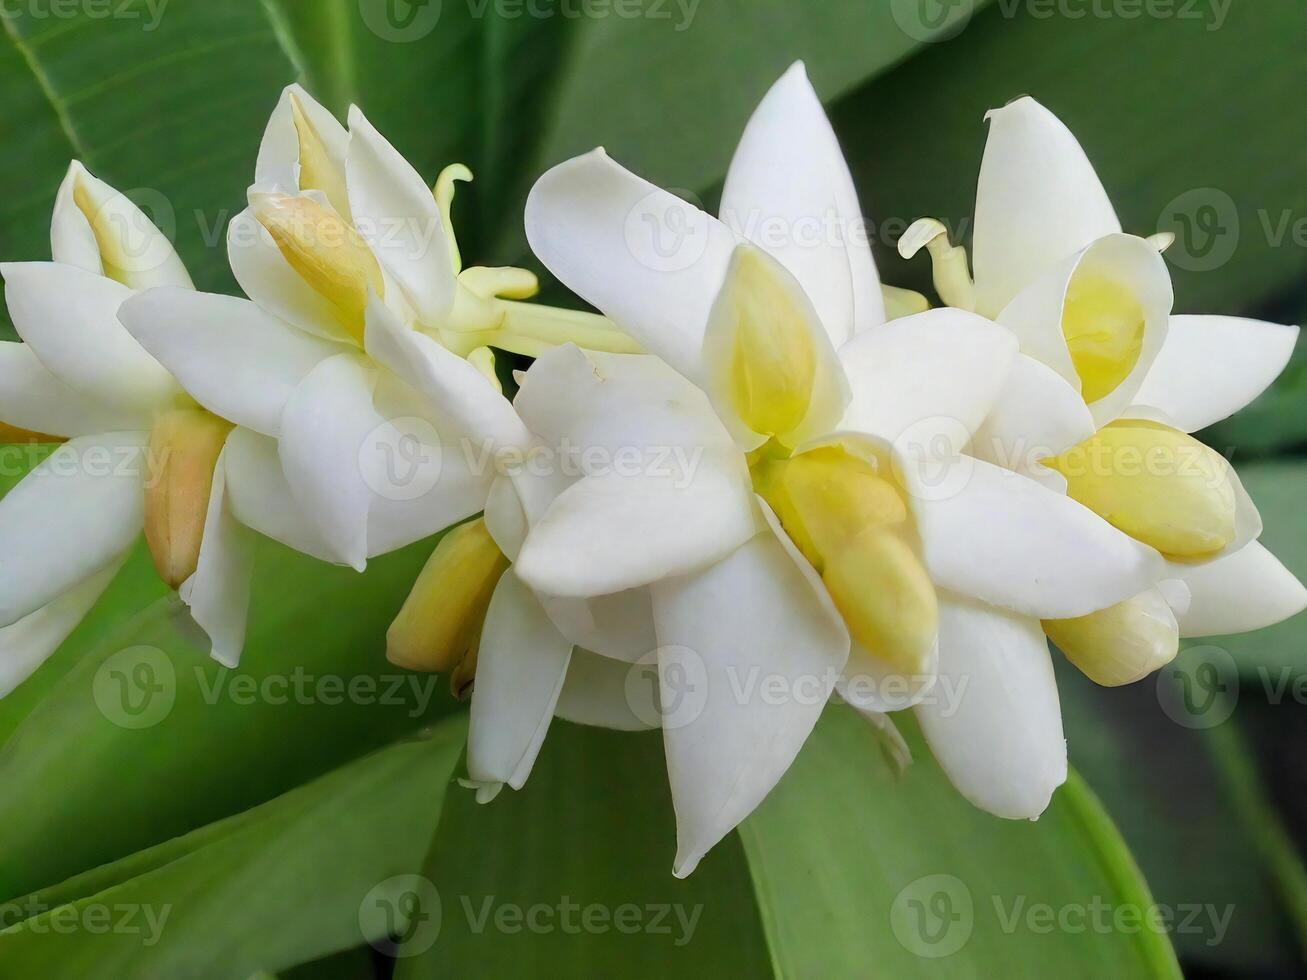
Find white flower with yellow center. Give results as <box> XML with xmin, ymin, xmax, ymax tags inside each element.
<box><xmin>424</xmin><ymin>64</ymin><xmax>1165</xmax><ymax>877</ymax></box>
<box><xmin>119</xmin><ymin>86</ymin><xmax>631</xmax><ymax>577</ymax></box>
<box><xmin>901</xmin><ymin>97</ymin><xmax>1306</xmax><ymax>714</ymax></box>
<box><xmin>0</xmin><ymin>162</ymin><xmax>255</xmax><ymax>681</ymax></box>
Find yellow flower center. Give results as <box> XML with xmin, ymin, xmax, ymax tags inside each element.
<box><xmin>754</xmin><ymin>445</ymin><xmax>937</xmax><ymax>674</ymax></box>
<box><xmin>288</xmin><ymin>92</ymin><xmax>352</xmax><ymax>221</ymax></box>
<box><xmin>1047</xmin><ymin>419</ymin><xmax>1237</xmax><ymax>561</ymax></box>
<box><xmin>1061</xmin><ymin>271</ymin><xmax>1145</xmax><ymax>404</ymax></box>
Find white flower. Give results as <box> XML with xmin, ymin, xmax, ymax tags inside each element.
<box><xmin>461</xmin><ymin>64</ymin><xmax>1166</xmax><ymax>876</ymax></box>
<box><xmin>0</xmin><ymin>163</ymin><xmax>255</xmax><ymax>681</ymax></box>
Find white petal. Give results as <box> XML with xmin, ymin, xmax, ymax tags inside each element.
<box><xmin>0</xmin><ymin>342</ymin><xmax>145</xmax><ymax>436</ymax></box>
<box><xmin>0</xmin><ymin>559</ymin><xmax>122</xmax><ymax>698</ymax></box>
<box><xmin>971</xmin><ymin>353</ymin><xmax>1095</xmax><ymax>472</ymax></box>
<box><xmin>256</xmin><ymin>84</ymin><xmax>349</xmax><ymax>196</ymax></box>
<box><xmin>1129</xmin><ymin>315</ymin><xmax>1299</xmax><ymax>433</ymax></box>
<box><xmin>50</xmin><ymin>162</ymin><xmax>193</xmax><ymax>291</ymax></box>
<box><xmin>838</xmin><ymin>308</ymin><xmax>1018</xmax><ymax>454</ymax></box>
<box><xmin>346</xmin><ymin>108</ymin><xmax>456</xmax><ymax>324</ymax></box>
<box><xmin>1175</xmin><ymin>541</ymin><xmax>1307</xmax><ymax>637</ymax></box>
<box><xmin>555</xmin><ymin>649</ymin><xmax>659</xmax><ymax>732</ymax></box>
<box><xmin>484</xmin><ymin>475</ymin><xmax>528</xmax><ymax>560</ymax></box>
<box><xmin>915</xmin><ymin>595</ymin><xmax>1066</xmax><ymax>819</ymax></box>
<box><xmin>515</xmin><ymin>463</ymin><xmax>758</xmax><ymax>599</ymax></box>
<box><xmin>223</xmin><ymin>427</ymin><xmax>337</xmax><ymax>562</ymax></box>
<box><xmin>227</xmin><ymin>207</ymin><xmax>355</xmax><ymax>344</ymax></box>
<box><xmin>1</xmin><ymin>262</ymin><xmax>179</xmax><ymax>414</ymax></box>
<box><xmin>524</xmin><ymin>149</ymin><xmax>742</xmax><ymax>381</ymax></box>
<box><xmin>363</xmin><ymin>295</ymin><xmax>529</xmax><ymax>448</ymax></box>
<box><xmin>997</xmin><ymin>233</ymin><xmax>1173</xmax><ymax>426</ymax></box>
<box><xmin>912</xmin><ymin>456</ymin><xmax>1164</xmax><ymax>618</ymax></box>
<box><xmin>720</xmin><ymin>62</ymin><xmax>858</xmax><ymax>346</ymax></box>
<box><xmin>0</xmin><ymin>432</ymin><xmax>145</xmax><ymax>626</ymax></box>
<box><xmin>119</xmin><ymin>287</ymin><xmax>346</xmax><ymax>437</ymax></box>
<box><xmin>179</xmin><ymin>445</ymin><xmax>254</xmax><ymax>667</ymax></box>
<box><xmin>651</xmin><ymin>529</ymin><xmax>850</xmax><ymax>877</ymax></box>
<box><xmin>538</xmin><ymin>590</ymin><xmax>658</xmax><ymax>664</ymax></box>
<box><xmin>839</xmin><ymin>640</ymin><xmax>940</xmax><ymax>714</ymax></box>
<box><xmin>466</xmin><ymin>572</ymin><xmax>573</xmax><ymax>794</ymax></box>
<box><xmin>973</xmin><ymin>97</ymin><xmax>1121</xmax><ymax>318</ymax></box>
<box><xmin>278</xmin><ymin>353</ymin><xmax>382</xmax><ymax>570</ymax></box>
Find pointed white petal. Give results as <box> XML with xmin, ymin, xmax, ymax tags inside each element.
<box><xmin>0</xmin><ymin>433</ymin><xmax>145</xmax><ymax>626</ymax></box>
<box><xmin>179</xmin><ymin>446</ymin><xmax>254</xmax><ymax>668</ymax></box>
<box><xmin>363</xmin><ymin>294</ymin><xmax>529</xmax><ymax>448</ymax></box>
<box><xmin>1</xmin><ymin>262</ymin><xmax>179</xmax><ymax>414</ymax></box>
<box><xmin>227</xmin><ymin>207</ymin><xmax>356</xmax><ymax>344</ymax></box>
<box><xmin>119</xmin><ymin>287</ymin><xmax>346</xmax><ymax>437</ymax></box>
<box><xmin>1130</xmin><ymin>315</ymin><xmax>1299</xmax><ymax>432</ymax></box>
<box><xmin>467</xmin><ymin>572</ymin><xmax>573</xmax><ymax>794</ymax></box>
<box><xmin>1175</xmin><ymin>542</ymin><xmax>1307</xmax><ymax>637</ymax></box>
<box><xmin>222</xmin><ymin>427</ymin><xmax>337</xmax><ymax>562</ymax></box>
<box><xmin>912</xmin><ymin>456</ymin><xmax>1164</xmax><ymax>618</ymax></box>
<box><xmin>524</xmin><ymin>149</ymin><xmax>742</xmax><ymax>381</ymax></box>
<box><xmin>278</xmin><ymin>352</ymin><xmax>382</xmax><ymax>570</ymax></box>
<box><xmin>997</xmin><ymin>233</ymin><xmax>1173</xmax><ymax>426</ymax></box>
<box><xmin>915</xmin><ymin>595</ymin><xmax>1066</xmax><ymax>819</ymax></box>
<box><xmin>971</xmin><ymin>353</ymin><xmax>1095</xmax><ymax>472</ymax></box>
<box><xmin>346</xmin><ymin>107</ymin><xmax>456</xmax><ymax>323</ymax></box>
<box><xmin>720</xmin><ymin>62</ymin><xmax>859</xmax><ymax>346</ymax></box>
<box><xmin>973</xmin><ymin>97</ymin><xmax>1120</xmax><ymax>318</ymax></box>
<box><xmin>555</xmin><ymin>648</ymin><xmax>659</xmax><ymax>732</ymax></box>
<box><xmin>652</xmin><ymin>528</ymin><xmax>850</xmax><ymax>877</ymax></box>
<box><xmin>256</xmin><ymin>83</ymin><xmax>349</xmax><ymax>194</ymax></box>
<box><xmin>49</xmin><ymin>162</ymin><xmax>193</xmax><ymax>291</ymax></box>
<box><xmin>0</xmin><ymin>342</ymin><xmax>145</xmax><ymax>436</ymax></box>
<box><xmin>838</xmin><ymin>308</ymin><xmax>1018</xmax><ymax>453</ymax></box>
<box><xmin>484</xmin><ymin>475</ymin><xmax>528</xmax><ymax>560</ymax></box>
<box><xmin>538</xmin><ymin>590</ymin><xmax>658</xmax><ymax>664</ymax></box>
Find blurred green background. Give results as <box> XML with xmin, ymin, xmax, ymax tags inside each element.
<box><xmin>0</xmin><ymin>0</ymin><xmax>1305</xmax><ymax>976</ymax></box>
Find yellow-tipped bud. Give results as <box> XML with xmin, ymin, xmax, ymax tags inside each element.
<box><xmin>144</xmin><ymin>408</ymin><xmax>234</xmax><ymax>590</ymax></box>
<box><xmin>288</xmin><ymin>93</ymin><xmax>350</xmax><ymax>220</ymax></box>
<box><xmin>251</xmin><ymin>192</ymin><xmax>383</xmax><ymax>340</ymax></box>
<box><xmin>1044</xmin><ymin>588</ymin><xmax>1179</xmax><ymax>687</ymax></box>
<box><xmin>757</xmin><ymin>447</ymin><xmax>937</xmax><ymax>675</ymax></box>
<box><xmin>1048</xmin><ymin>420</ymin><xmax>1237</xmax><ymax>561</ymax></box>
<box><xmin>387</xmin><ymin>519</ymin><xmax>508</xmax><ymax>673</ymax></box>
<box><xmin>1061</xmin><ymin>272</ymin><xmax>1145</xmax><ymax>403</ymax></box>
<box><xmin>717</xmin><ymin>246</ymin><xmax>818</xmax><ymax>440</ymax></box>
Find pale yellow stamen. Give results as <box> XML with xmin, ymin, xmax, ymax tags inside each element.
<box><xmin>144</xmin><ymin>408</ymin><xmax>234</xmax><ymax>590</ymax></box>
<box><xmin>717</xmin><ymin>246</ymin><xmax>818</xmax><ymax>441</ymax></box>
<box><xmin>288</xmin><ymin>93</ymin><xmax>351</xmax><ymax>220</ymax></box>
<box><xmin>251</xmin><ymin>192</ymin><xmax>384</xmax><ymax>341</ymax></box>
<box><xmin>1044</xmin><ymin>589</ymin><xmax>1179</xmax><ymax>686</ymax></box>
<box><xmin>433</xmin><ymin>163</ymin><xmax>473</xmax><ymax>274</ymax></box>
<box><xmin>1061</xmin><ymin>272</ymin><xmax>1145</xmax><ymax>404</ymax></box>
<box><xmin>756</xmin><ymin>446</ymin><xmax>937</xmax><ymax>674</ymax></box>
<box><xmin>881</xmin><ymin>283</ymin><xmax>931</xmax><ymax>320</ymax></box>
<box><xmin>898</xmin><ymin>217</ymin><xmax>976</xmax><ymax>312</ymax></box>
<box><xmin>1047</xmin><ymin>420</ymin><xmax>1237</xmax><ymax>561</ymax></box>
<box><xmin>387</xmin><ymin>518</ymin><xmax>508</xmax><ymax>673</ymax></box>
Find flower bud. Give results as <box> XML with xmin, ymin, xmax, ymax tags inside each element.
<box><xmin>1044</xmin><ymin>587</ymin><xmax>1179</xmax><ymax>686</ymax></box>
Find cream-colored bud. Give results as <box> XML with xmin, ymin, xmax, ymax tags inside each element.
<box><xmin>1044</xmin><ymin>588</ymin><xmax>1179</xmax><ymax>687</ymax></box>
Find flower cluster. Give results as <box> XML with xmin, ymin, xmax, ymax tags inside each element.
<box><xmin>1</xmin><ymin>65</ymin><xmax>1302</xmax><ymax>877</ymax></box>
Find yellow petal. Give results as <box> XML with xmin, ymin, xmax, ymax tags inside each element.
<box><xmin>1061</xmin><ymin>271</ymin><xmax>1145</xmax><ymax>404</ymax></box>
<box><xmin>288</xmin><ymin>93</ymin><xmax>351</xmax><ymax>221</ymax></box>
<box><xmin>387</xmin><ymin>519</ymin><xmax>508</xmax><ymax>673</ymax></box>
<box><xmin>144</xmin><ymin>408</ymin><xmax>234</xmax><ymax>590</ymax></box>
<box><xmin>1044</xmin><ymin>588</ymin><xmax>1178</xmax><ymax>686</ymax></box>
<box><xmin>250</xmin><ymin>192</ymin><xmax>384</xmax><ymax>341</ymax></box>
<box><xmin>1048</xmin><ymin>420</ymin><xmax>1237</xmax><ymax>560</ymax></box>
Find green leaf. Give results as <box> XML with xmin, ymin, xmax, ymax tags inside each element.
<box><xmin>0</xmin><ymin>716</ymin><xmax>467</xmax><ymax>977</ymax></box>
<box><xmin>399</xmin><ymin>708</ymin><xmax>1177</xmax><ymax>977</ymax></box>
<box><xmin>0</xmin><ymin>535</ymin><xmax>454</xmax><ymax>901</ymax></box>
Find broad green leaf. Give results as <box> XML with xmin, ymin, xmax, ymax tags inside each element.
<box><xmin>0</xmin><ymin>534</ymin><xmax>453</xmax><ymax>901</ymax></box>
<box><xmin>830</xmin><ymin>1</ymin><xmax>1307</xmax><ymax>316</ymax></box>
<box><xmin>741</xmin><ymin>709</ymin><xmax>1180</xmax><ymax>978</ymax></box>
<box><xmin>0</xmin><ymin>717</ymin><xmax>467</xmax><ymax>977</ymax></box>
<box><xmin>0</xmin><ymin>0</ymin><xmax>300</xmax><ymax>336</ymax></box>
